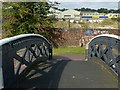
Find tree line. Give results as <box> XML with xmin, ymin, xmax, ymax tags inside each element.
<box><xmin>56</xmin><ymin>7</ymin><xmax>120</xmax><ymax>13</ymax></box>
<box><xmin>75</xmin><ymin>8</ymin><xmax>120</xmax><ymax>13</ymax></box>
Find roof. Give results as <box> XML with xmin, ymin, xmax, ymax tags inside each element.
<box><xmin>62</xmin><ymin>9</ymin><xmax>80</xmax><ymax>15</ymax></box>
<box><xmin>49</xmin><ymin>8</ymin><xmax>62</xmax><ymax>13</ymax></box>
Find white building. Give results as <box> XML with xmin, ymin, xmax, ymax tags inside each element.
<box><xmin>48</xmin><ymin>8</ymin><xmax>119</xmax><ymax>23</ymax></box>
<box><xmin>58</xmin><ymin>9</ymin><xmax>81</xmax><ymax>22</ymax></box>
<box><xmin>48</xmin><ymin>8</ymin><xmax>62</xmax><ymax>19</ymax></box>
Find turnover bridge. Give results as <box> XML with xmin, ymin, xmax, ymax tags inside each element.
<box><xmin>0</xmin><ymin>34</ymin><xmax>119</xmax><ymax>89</ymax></box>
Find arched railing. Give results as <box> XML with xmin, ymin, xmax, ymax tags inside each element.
<box><xmin>87</xmin><ymin>34</ymin><xmax>120</xmax><ymax>75</ymax></box>
<box><xmin>0</xmin><ymin>34</ymin><xmax>52</xmax><ymax>88</ymax></box>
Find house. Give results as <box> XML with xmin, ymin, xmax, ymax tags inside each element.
<box><xmin>58</xmin><ymin>9</ymin><xmax>81</xmax><ymax>22</ymax></box>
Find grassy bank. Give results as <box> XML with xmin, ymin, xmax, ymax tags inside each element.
<box><xmin>53</xmin><ymin>46</ymin><xmax>85</xmax><ymax>55</ymax></box>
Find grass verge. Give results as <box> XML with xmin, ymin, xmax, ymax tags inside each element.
<box><xmin>53</xmin><ymin>46</ymin><xmax>85</xmax><ymax>55</ymax></box>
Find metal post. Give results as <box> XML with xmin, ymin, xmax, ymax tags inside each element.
<box><xmin>68</xmin><ymin>18</ymin><xmax>70</xmax><ymax>29</ymax></box>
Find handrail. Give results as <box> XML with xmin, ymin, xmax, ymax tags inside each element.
<box><xmin>88</xmin><ymin>34</ymin><xmax>120</xmax><ymax>45</ymax></box>
<box><xmin>0</xmin><ymin>34</ymin><xmax>51</xmax><ymax>46</ymax></box>
<box><xmin>87</xmin><ymin>34</ymin><xmax>120</xmax><ymax>75</ymax></box>
<box><xmin>0</xmin><ymin>34</ymin><xmax>52</xmax><ymax>88</ymax></box>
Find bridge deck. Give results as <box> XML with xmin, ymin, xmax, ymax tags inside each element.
<box><xmin>14</xmin><ymin>58</ymin><xmax>118</xmax><ymax>89</ymax></box>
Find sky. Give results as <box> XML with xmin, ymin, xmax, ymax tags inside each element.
<box><xmin>57</xmin><ymin>2</ymin><xmax>119</xmax><ymax>10</ymax></box>
<box><xmin>50</xmin><ymin>0</ymin><xmax>119</xmax><ymax>2</ymax></box>
<box><xmin>50</xmin><ymin>0</ymin><xmax>119</xmax><ymax>10</ymax></box>
<box><xmin>0</xmin><ymin>0</ymin><xmax>119</xmax><ymax>9</ymax></box>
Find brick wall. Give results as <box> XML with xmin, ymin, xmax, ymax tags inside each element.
<box><xmin>59</xmin><ymin>28</ymin><xmax>119</xmax><ymax>46</ymax></box>
<box><xmin>62</xmin><ymin>29</ymin><xmax>83</xmax><ymax>46</ymax></box>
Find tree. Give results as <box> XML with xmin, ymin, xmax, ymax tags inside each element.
<box><xmin>75</xmin><ymin>8</ymin><xmax>119</xmax><ymax>13</ymax></box>
<box><xmin>59</xmin><ymin>8</ymin><xmax>68</xmax><ymax>11</ymax></box>
<box><xmin>2</xmin><ymin>2</ymin><xmax>64</xmax><ymax>47</ymax></box>
<box><xmin>97</xmin><ymin>8</ymin><xmax>109</xmax><ymax>13</ymax></box>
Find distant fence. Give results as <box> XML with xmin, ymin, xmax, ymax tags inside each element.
<box><xmin>58</xmin><ymin>28</ymin><xmax>119</xmax><ymax>46</ymax></box>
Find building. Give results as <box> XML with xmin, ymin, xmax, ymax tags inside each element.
<box><xmin>48</xmin><ymin>8</ymin><xmax>62</xmax><ymax>19</ymax></box>
<box><xmin>107</xmin><ymin>13</ymin><xmax>119</xmax><ymax>18</ymax></box>
<box><xmin>48</xmin><ymin>8</ymin><xmax>119</xmax><ymax>23</ymax></box>
<box><xmin>81</xmin><ymin>11</ymin><xmax>100</xmax><ymax>16</ymax></box>
<box><xmin>57</xmin><ymin>9</ymin><xmax>81</xmax><ymax>23</ymax></box>
<box><xmin>80</xmin><ymin>11</ymin><xmax>109</xmax><ymax>22</ymax></box>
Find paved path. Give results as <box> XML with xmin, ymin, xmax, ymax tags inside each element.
<box><xmin>53</xmin><ymin>54</ymin><xmax>85</xmax><ymax>61</ymax></box>
<box><xmin>14</xmin><ymin>58</ymin><xmax>118</xmax><ymax>89</ymax></box>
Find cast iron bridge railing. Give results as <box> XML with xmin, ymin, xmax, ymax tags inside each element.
<box><xmin>0</xmin><ymin>34</ymin><xmax>119</xmax><ymax>89</ymax></box>
<box><xmin>87</xmin><ymin>34</ymin><xmax>120</xmax><ymax>75</ymax></box>
<box><xmin>0</xmin><ymin>34</ymin><xmax>52</xmax><ymax>88</ymax></box>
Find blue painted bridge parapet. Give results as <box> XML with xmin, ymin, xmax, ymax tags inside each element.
<box><xmin>0</xmin><ymin>34</ymin><xmax>120</xmax><ymax>89</ymax></box>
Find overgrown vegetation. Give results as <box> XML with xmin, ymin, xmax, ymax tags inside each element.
<box><xmin>53</xmin><ymin>18</ymin><xmax>118</xmax><ymax>29</ymax></box>
<box><xmin>2</xmin><ymin>2</ymin><xmax>63</xmax><ymax>47</ymax></box>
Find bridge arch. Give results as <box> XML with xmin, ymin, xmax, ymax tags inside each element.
<box><xmin>87</xmin><ymin>34</ymin><xmax>120</xmax><ymax>75</ymax></box>
<box><xmin>0</xmin><ymin>34</ymin><xmax>52</xmax><ymax>88</ymax></box>
<box><xmin>0</xmin><ymin>34</ymin><xmax>119</xmax><ymax>89</ymax></box>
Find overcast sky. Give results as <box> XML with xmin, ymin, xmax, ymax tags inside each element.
<box><xmin>57</xmin><ymin>2</ymin><xmax>119</xmax><ymax>9</ymax></box>
<box><xmin>1</xmin><ymin>0</ymin><xmax>119</xmax><ymax>2</ymax></box>
<box><xmin>50</xmin><ymin>0</ymin><xmax>119</xmax><ymax>2</ymax></box>
<box><xmin>49</xmin><ymin>0</ymin><xmax>119</xmax><ymax>10</ymax></box>
<box><xmin>1</xmin><ymin>0</ymin><xmax>119</xmax><ymax>9</ymax></box>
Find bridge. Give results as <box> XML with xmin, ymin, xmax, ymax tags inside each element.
<box><xmin>0</xmin><ymin>34</ymin><xmax>119</xmax><ymax>89</ymax></box>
